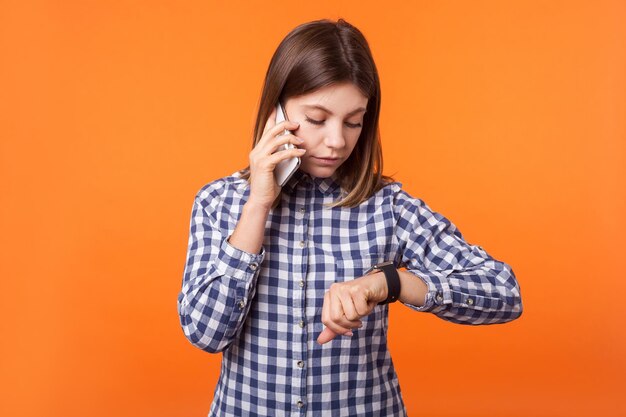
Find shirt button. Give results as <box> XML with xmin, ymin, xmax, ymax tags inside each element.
<box><xmin>237</xmin><ymin>300</ymin><xmax>245</xmax><ymax>310</ymax></box>
<box><xmin>436</xmin><ymin>293</ymin><xmax>443</xmax><ymax>303</ymax></box>
<box><xmin>296</xmin><ymin>400</ymin><xmax>304</xmax><ymax>408</ymax></box>
<box><xmin>299</xmin><ymin>280</ymin><xmax>305</xmax><ymax>288</ymax></box>
<box><xmin>297</xmin><ymin>360</ymin><xmax>304</xmax><ymax>368</ymax></box>
<box><xmin>298</xmin><ymin>320</ymin><xmax>305</xmax><ymax>328</ymax></box>
<box><xmin>299</xmin><ymin>207</ymin><xmax>306</xmax><ymax>214</ymax></box>
<box><xmin>467</xmin><ymin>298</ymin><xmax>474</xmax><ymax>305</ymax></box>
<box><xmin>249</xmin><ymin>262</ymin><xmax>258</xmax><ymax>271</ymax></box>
<box><xmin>299</xmin><ymin>240</ymin><xmax>306</xmax><ymax>248</ymax></box>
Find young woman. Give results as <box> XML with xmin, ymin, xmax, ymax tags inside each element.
<box><xmin>177</xmin><ymin>18</ymin><xmax>522</xmax><ymax>417</ymax></box>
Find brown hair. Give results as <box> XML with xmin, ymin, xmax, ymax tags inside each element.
<box><xmin>239</xmin><ymin>18</ymin><xmax>393</xmax><ymax>208</ymax></box>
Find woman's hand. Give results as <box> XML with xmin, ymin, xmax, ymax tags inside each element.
<box><xmin>247</xmin><ymin>108</ymin><xmax>306</xmax><ymax>209</ymax></box>
<box><xmin>317</xmin><ymin>272</ymin><xmax>388</xmax><ymax>345</ymax></box>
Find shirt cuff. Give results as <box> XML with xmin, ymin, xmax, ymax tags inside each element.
<box><xmin>213</xmin><ymin>236</ymin><xmax>265</xmax><ymax>281</ymax></box>
<box><xmin>402</xmin><ymin>268</ymin><xmax>452</xmax><ymax>312</ymax></box>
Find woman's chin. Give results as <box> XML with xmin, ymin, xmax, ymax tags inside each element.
<box><xmin>299</xmin><ymin>165</ymin><xmax>337</xmax><ymax>179</ymax></box>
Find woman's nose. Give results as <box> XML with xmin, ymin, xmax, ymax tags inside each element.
<box><xmin>323</xmin><ymin>123</ymin><xmax>346</xmax><ymax>149</ymax></box>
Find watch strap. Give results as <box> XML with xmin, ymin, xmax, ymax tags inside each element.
<box><xmin>369</xmin><ymin>261</ymin><xmax>401</xmax><ymax>305</ymax></box>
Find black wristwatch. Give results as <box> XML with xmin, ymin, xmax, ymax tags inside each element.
<box><xmin>365</xmin><ymin>261</ymin><xmax>401</xmax><ymax>305</ymax></box>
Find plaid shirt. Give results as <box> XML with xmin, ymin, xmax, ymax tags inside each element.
<box><xmin>177</xmin><ymin>169</ymin><xmax>522</xmax><ymax>417</ymax></box>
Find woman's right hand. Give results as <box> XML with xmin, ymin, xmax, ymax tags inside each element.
<box><xmin>247</xmin><ymin>107</ymin><xmax>306</xmax><ymax>209</ymax></box>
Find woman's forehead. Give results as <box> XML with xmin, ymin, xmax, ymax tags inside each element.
<box><xmin>290</xmin><ymin>83</ymin><xmax>368</xmax><ymax>114</ymax></box>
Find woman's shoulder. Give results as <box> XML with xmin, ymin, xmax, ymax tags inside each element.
<box><xmin>374</xmin><ymin>177</ymin><xmax>414</xmax><ymax>201</ymax></box>
<box><xmin>194</xmin><ymin>170</ymin><xmax>249</xmax><ymax>206</ymax></box>
<box><xmin>371</xmin><ymin>177</ymin><xmax>431</xmax><ymax>213</ymax></box>
<box><xmin>376</xmin><ymin>176</ymin><xmax>402</xmax><ymax>194</ymax></box>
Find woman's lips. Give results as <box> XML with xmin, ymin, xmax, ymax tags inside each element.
<box><xmin>312</xmin><ymin>157</ymin><xmax>340</xmax><ymax>166</ymax></box>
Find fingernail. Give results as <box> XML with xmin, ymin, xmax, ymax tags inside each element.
<box><xmin>344</xmin><ymin>331</ymin><xmax>353</xmax><ymax>337</ymax></box>
<box><xmin>296</xmin><ymin>137</ymin><xmax>304</xmax><ymax>143</ymax></box>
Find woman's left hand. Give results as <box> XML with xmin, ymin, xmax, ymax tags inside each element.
<box><xmin>317</xmin><ymin>272</ymin><xmax>388</xmax><ymax>344</ymax></box>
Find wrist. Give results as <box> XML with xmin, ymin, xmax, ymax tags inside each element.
<box><xmin>365</xmin><ymin>261</ymin><xmax>401</xmax><ymax>305</ymax></box>
<box><xmin>367</xmin><ymin>271</ymin><xmax>388</xmax><ymax>303</ymax></box>
<box><xmin>244</xmin><ymin>198</ymin><xmax>272</xmax><ymax>215</ymax></box>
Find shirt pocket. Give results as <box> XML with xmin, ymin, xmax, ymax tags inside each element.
<box><xmin>333</xmin><ymin>252</ymin><xmax>382</xmax><ymax>283</ymax></box>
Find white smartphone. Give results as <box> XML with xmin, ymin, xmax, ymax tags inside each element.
<box><xmin>273</xmin><ymin>102</ymin><xmax>301</xmax><ymax>187</ymax></box>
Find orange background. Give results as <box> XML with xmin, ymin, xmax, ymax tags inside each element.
<box><xmin>1</xmin><ymin>1</ymin><xmax>625</xmax><ymax>416</ymax></box>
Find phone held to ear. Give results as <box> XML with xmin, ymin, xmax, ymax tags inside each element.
<box><xmin>273</xmin><ymin>102</ymin><xmax>301</xmax><ymax>187</ymax></box>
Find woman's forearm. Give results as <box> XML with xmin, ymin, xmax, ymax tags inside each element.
<box><xmin>227</xmin><ymin>199</ymin><xmax>271</xmax><ymax>254</ymax></box>
<box><xmin>398</xmin><ymin>270</ymin><xmax>428</xmax><ymax>306</ymax></box>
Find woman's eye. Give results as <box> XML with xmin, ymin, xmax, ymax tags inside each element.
<box><xmin>305</xmin><ymin>117</ymin><xmax>324</xmax><ymax>125</ymax></box>
<box><xmin>305</xmin><ymin>116</ymin><xmax>362</xmax><ymax>129</ymax></box>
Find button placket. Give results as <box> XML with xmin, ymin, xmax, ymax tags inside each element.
<box><xmin>290</xmin><ymin>188</ymin><xmax>309</xmax><ymax>413</ymax></box>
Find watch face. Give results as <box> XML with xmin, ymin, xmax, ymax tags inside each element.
<box><xmin>374</xmin><ymin>261</ymin><xmax>394</xmax><ymax>269</ymax></box>
<box><xmin>365</xmin><ymin>260</ymin><xmax>394</xmax><ymax>275</ymax></box>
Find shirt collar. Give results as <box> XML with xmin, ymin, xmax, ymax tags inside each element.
<box><xmin>283</xmin><ymin>169</ymin><xmax>341</xmax><ymax>195</ymax></box>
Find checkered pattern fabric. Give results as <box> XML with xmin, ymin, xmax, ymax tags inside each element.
<box><xmin>177</xmin><ymin>169</ymin><xmax>522</xmax><ymax>417</ymax></box>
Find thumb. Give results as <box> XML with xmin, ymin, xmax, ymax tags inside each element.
<box><xmin>263</xmin><ymin>107</ymin><xmax>277</xmax><ymax>134</ymax></box>
<box><xmin>317</xmin><ymin>327</ymin><xmax>338</xmax><ymax>345</ymax></box>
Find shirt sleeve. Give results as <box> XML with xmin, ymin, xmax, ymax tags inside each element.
<box><xmin>177</xmin><ymin>182</ymin><xmax>265</xmax><ymax>353</ymax></box>
<box><xmin>393</xmin><ymin>188</ymin><xmax>523</xmax><ymax>325</ymax></box>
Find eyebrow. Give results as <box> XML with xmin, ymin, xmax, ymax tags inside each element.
<box><xmin>301</xmin><ymin>104</ymin><xmax>367</xmax><ymax>117</ymax></box>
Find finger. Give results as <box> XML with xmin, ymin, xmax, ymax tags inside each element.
<box><xmin>317</xmin><ymin>325</ymin><xmax>354</xmax><ymax>345</ymax></box>
<box><xmin>263</xmin><ymin>107</ymin><xmax>277</xmax><ymax>135</ymax></box>
<box><xmin>322</xmin><ymin>292</ymin><xmax>352</xmax><ymax>336</ymax></box>
<box><xmin>352</xmin><ymin>292</ymin><xmax>373</xmax><ymax>318</ymax></box>
<box><xmin>329</xmin><ymin>291</ymin><xmax>362</xmax><ymax>331</ymax></box>
<box><xmin>328</xmin><ymin>284</ymin><xmax>363</xmax><ymax>328</ymax></box>
<box><xmin>259</xmin><ymin>120</ymin><xmax>300</xmax><ymax>147</ymax></box>
<box><xmin>340</xmin><ymin>291</ymin><xmax>361</xmax><ymax>322</ymax></box>
<box><xmin>262</xmin><ymin>133</ymin><xmax>304</xmax><ymax>156</ymax></box>
<box><xmin>317</xmin><ymin>327</ymin><xmax>340</xmax><ymax>344</ymax></box>
<box><xmin>336</xmin><ymin>313</ymin><xmax>362</xmax><ymax>330</ymax></box>
<box><xmin>266</xmin><ymin>147</ymin><xmax>306</xmax><ymax>167</ymax></box>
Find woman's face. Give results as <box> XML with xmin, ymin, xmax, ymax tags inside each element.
<box><xmin>284</xmin><ymin>82</ymin><xmax>368</xmax><ymax>178</ymax></box>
